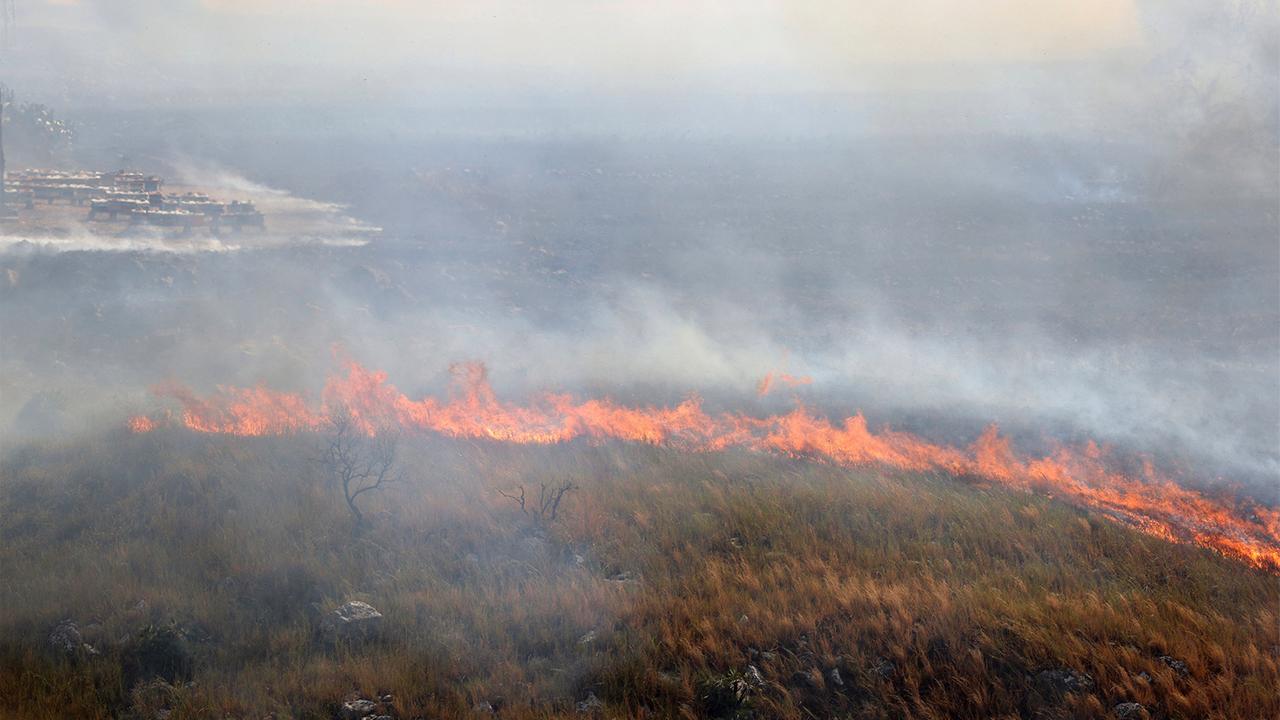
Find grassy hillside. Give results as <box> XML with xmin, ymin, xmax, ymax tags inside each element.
<box><xmin>0</xmin><ymin>430</ymin><xmax>1275</xmax><ymax>719</ymax></box>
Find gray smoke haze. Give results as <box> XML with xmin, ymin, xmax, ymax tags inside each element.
<box><xmin>0</xmin><ymin>1</ymin><xmax>1276</xmax><ymax>492</ymax></box>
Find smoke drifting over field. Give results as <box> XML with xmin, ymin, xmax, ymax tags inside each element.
<box><xmin>3</xmin><ymin>5</ymin><xmax>1279</xmax><ymax>718</ymax></box>
<box><xmin>1</xmin><ymin>1</ymin><xmax>1277</xmax><ymax>493</ymax></box>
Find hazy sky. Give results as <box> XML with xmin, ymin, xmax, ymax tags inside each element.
<box><xmin>11</xmin><ymin>0</ymin><xmax>1155</xmax><ymax>104</ymax></box>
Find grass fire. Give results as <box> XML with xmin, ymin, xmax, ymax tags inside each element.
<box><xmin>130</xmin><ymin>360</ymin><xmax>1280</xmax><ymax>574</ymax></box>
<box><xmin>2</xmin><ymin>2</ymin><xmax>1277</xmax><ymax>719</ymax></box>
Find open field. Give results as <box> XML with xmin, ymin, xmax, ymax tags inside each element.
<box><xmin>1</xmin><ymin>431</ymin><xmax>1275</xmax><ymax>719</ymax></box>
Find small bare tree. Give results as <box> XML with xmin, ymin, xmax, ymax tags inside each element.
<box><xmin>499</xmin><ymin>480</ymin><xmax>577</xmax><ymax>526</ymax></box>
<box><xmin>321</xmin><ymin>409</ymin><xmax>402</xmax><ymax>529</ymax></box>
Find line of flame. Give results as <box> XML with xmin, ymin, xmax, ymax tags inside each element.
<box><xmin>128</xmin><ymin>361</ymin><xmax>1280</xmax><ymax>573</ymax></box>
<box><xmin>756</xmin><ymin>372</ymin><xmax>813</xmax><ymax>397</ymax></box>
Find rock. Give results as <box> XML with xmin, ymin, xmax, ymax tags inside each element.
<box><xmin>1034</xmin><ymin>668</ymin><xmax>1095</xmax><ymax>698</ymax></box>
<box><xmin>339</xmin><ymin>698</ymin><xmax>377</xmax><ymax>720</ymax></box>
<box><xmin>1113</xmin><ymin>702</ymin><xmax>1148</xmax><ymax>719</ymax></box>
<box><xmin>699</xmin><ymin>669</ymin><xmax>760</xmax><ymax>716</ymax></box>
<box><xmin>790</xmin><ymin>669</ymin><xmax>818</xmax><ymax>690</ymax></box>
<box><xmin>870</xmin><ymin>657</ymin><xmax>895</xmax><ymax>680</ymax></box>
<box><xmin>578</xmin><ymin>630</ymin><xmax>597</xmax><ymax>645</ymax></box>
<box><xmin>122</xmin><ymin>625</ymin><xmax>193</xmax><ymax>687</ymax></box>
<box><xmin>48</xmin><ymin>620</ymin><xmax>82</xmax><ymax>654</ymax></box>
<box><xmin>576</xmin><ymin>692</ymin><xmax>604</xmax><ymax>714</ymax></box>
<box><xmin>607</xmin><ymin>570</ymin><xmax>639</xmax><ymax>583</ymax></box>
<box><xmin>1135</xmin><ymin>671</ymin><xmax>1151</xmax><ymax>683</ymax></box>
<box><xmin>827</xmin><ymin>667</ymin><xmax>844</xmax><ymax>688</ymax></box>
<box><xmin>472</xmin><ymin>701</ymin><xmax>495</xmax><ymax>714</ymax></box>
<box><xmin>48</xmin><ymin>620</ymin><xmax>96</xmax><ymax>657</ymax></box>
<box><xmin>379</xmin><ymin>694</ymin><xmax>393</xmax><ymax>704</ymax></box>
<box><xmin>322</xmin><ymin>601</ymin><xmax>384</xmax><ymax>644</ymax></box>
<box><xmin>172</xmin><ymin>621</ymin><xmax>213</xmax><ymax>645</ymax></box>
<box><xmin>1158</xmin><ymin>655</ymin><xmax>1189</xmax><ymax>676</ymax></box>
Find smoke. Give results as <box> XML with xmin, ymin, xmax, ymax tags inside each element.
<box><xmin>0</xmin><ymin>231</ymin><xmax>240</xmax><ymax>254</ymax></box>
<box><xmin>0</xmin><ymin>1</ymin><xmax>1275</xmax><ymax>498</ymax></box>
<box><xmin>166</xmin><ymin>158</ymin><xmax>373</xmax><ymax>227</ymax></box>
<box><xmin>6</xmin><ymin>223</ymin><xmax>1271</xmax><ymax>486</ymax></box>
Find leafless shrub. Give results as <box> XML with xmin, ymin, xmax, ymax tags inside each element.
<box><xmin>320</xmin><ymin>407</ymin><xmax>402</xmax><ymax>529</ymax></box>
<box><xmin>499</xmin><ymin>480</ymin><xmax>577</xmax><ymax>526</ymax></box>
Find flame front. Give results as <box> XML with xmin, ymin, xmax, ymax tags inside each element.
<box><xmin>128</xmin><ymin>361</ymin><xmax>1280</xmax><ymax>573</ymax></box>
<box><xmin>756</xmin><ymin>372</ymin><xmax>812</xmax><ymax>397</ymax></box>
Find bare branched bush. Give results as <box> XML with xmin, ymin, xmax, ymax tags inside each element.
<box><xmin>499</xmin><ymin>480</ymin><xmax>577</xmax><ymax>526</ymax></box>
<box><xmin>320</xmin><ymin>408</ymin><xmax>402</xmax><ymax>529</ymax></box>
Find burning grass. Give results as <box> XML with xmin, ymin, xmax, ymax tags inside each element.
<box><xmin>131</xmin><ymin>361</ymin><xmax>1280</xmax><ymax>573</ymax></box>
<box><xmin>0</xmin><ymin>430</ymin><xmax>1276</xmax><ymax>719</ymax></box>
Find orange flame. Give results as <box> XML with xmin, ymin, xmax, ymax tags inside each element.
<box><xmin>127</xmin><ymin>415</ymin><xmax>156</xmax><ymax>434</ymax></box>
<box><xmin>756</xmin><ymin>372</ymin><xmax>813</xmax><ymax>397</ymax></box>
<box><xmin>128</xmin><ymin>360</ymin><xmax>1280</xmax><ymax>573</ymax></box>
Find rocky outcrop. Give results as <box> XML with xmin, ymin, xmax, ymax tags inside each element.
<box><xmin>47</xmin><ymin>620</ymin><xmax>97</xmax><ymax>658</ymax></box>
<box><xmin>1033</xmin><ymin>668</ymin><xmax>1095</xmax><ymax>697</ymax></box>
<box><xmin>575</xmin><ymin>692</ymin><xmax>604</xmax><ymax>715</ymax></box>
<box><xmin>322</xmin><ymin>601</ymin><xmax>383</xmax><ymax>644</ymax></box>
<box><xmin>339</xmin><ymin>698</ymin><xmax>377</xmax><ymax>720</ymax></box>
<box><xmin>1158</xmin><ymin>655</ymin><xmax>1189</xmax><ymax>676</ymax></box>
<box><xmin>122</xmin><ymin>625</ymin><xmax>194</xmax><ymax>687</ymax></box>
<box><xmin>1113</xmin><ymin>702</ymin><xmax>1149</xmax><ymax>719</ymax></box>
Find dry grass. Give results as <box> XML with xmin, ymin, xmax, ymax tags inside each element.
<box><xmin>0</xmin><ymin>429</ymin><xmax>1275</xmax><ymax>719</ymax></box>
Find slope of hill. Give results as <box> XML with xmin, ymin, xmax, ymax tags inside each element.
<box><xmin>0</xmin><ymin>431</ymin><xmax>1275</xmax><ymax>719</ymax></box>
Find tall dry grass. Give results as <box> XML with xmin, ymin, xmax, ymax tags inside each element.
<box><xmin>0</xmin><ymin>429</ymin><xmax>1275</xmax><ymax>718</ymax></box>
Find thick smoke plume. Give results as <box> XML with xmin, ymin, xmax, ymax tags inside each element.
<box><xmin>0</xmin><ymin>2</ymin><xmax>1276</xmax><ymax>500</ymax></box>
